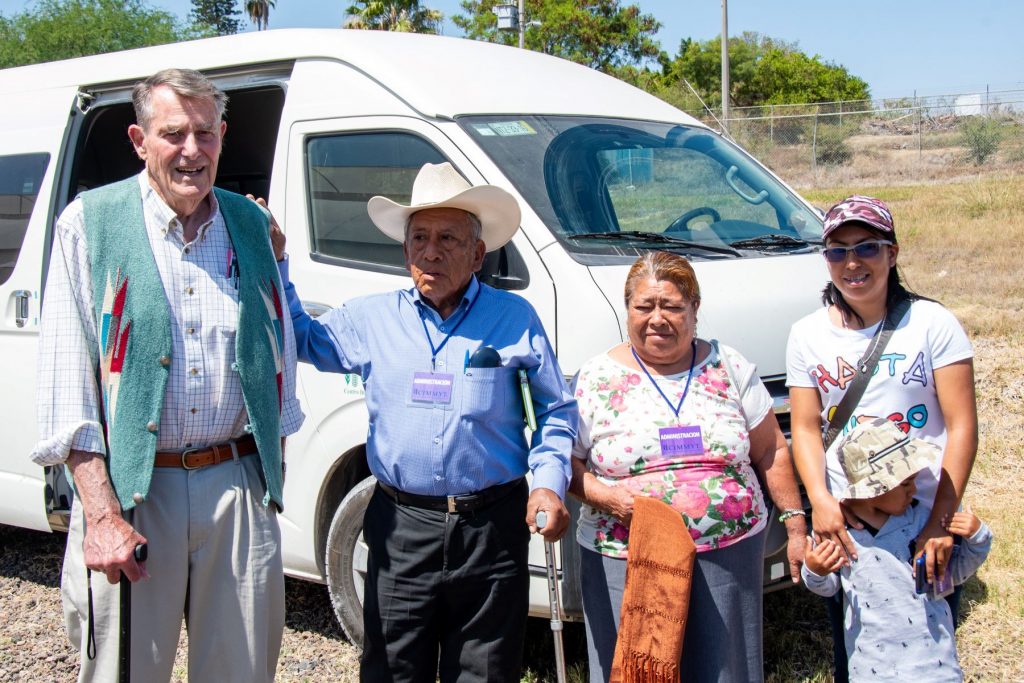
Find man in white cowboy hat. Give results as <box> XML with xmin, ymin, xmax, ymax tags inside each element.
<box><xmin>801</xmin><ymin>417</ymin><xmax>992</xmax><ymax>681</ymax></box>
<box><xmin>278</xmin><ymin>161</ymin><xmax>578</xmax><ymax>682</ymax></box>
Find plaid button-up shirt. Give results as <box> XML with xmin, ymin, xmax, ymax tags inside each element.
<box><xmin>32</xmin><ymin>173</ymin><xmax>303</xmax><ymax>464</ymax></box>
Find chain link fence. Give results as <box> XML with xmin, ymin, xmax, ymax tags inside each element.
<box><xmin>687</xmin><ymin>89</ymin><xmax>1024</xmax><ymax>189</ymax></box>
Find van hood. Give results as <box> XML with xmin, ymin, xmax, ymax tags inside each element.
<box><xmin>586</xmin><ymin>253</ymin><xmax>827</xmax><ymax>379</ymax></box>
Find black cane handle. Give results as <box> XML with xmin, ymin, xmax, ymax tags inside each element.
<box><xmin>133</xmin><ymin>543</ymin><xmax>148</xmax><ymax>563</ymax></box>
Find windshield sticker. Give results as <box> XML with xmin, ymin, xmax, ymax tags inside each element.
<box><xmin>471</xmin><ymin>123</ymin><xmax>497</xmax><ymax>136</ymax></box>
<box><xmin>482</xmin><ymin>120</ymin><xmax>537</xmax><ymax>137</ymax></box>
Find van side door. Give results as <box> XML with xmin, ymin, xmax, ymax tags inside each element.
<box><xmin>275</xmin><ymin>115</ymin><xmax>555</xmax><ymax>581</ymax></box>
<box><xmin>0</xmin><ymin>85</ymin><xmax>80</xmax><ymax>532</ymax></box>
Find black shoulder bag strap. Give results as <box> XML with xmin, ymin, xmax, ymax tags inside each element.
<box><xmin>822</xmin><ymin>298</ymin><xmax>913</xmax><ymax>450</ymax></box>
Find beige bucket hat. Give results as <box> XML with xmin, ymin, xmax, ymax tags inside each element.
<box><xmin>366</xmin><ymin>162</ymin><xmax>522</xmax><ymax>253</ymax></box>
<box><xmin>836</xmin><ymin>417</ymin><xmax>940</xmax><ymax>500</ymax></box>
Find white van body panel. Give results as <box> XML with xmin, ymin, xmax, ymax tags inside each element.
<box><xmin>0</xmin><ymin>85</ymin><xmax>79</xmax><ymax>532</ymax></box>
<box><xmin>0</xmin><ymin>30</ymin><xmax>693</xmax><ymax>124</ymax></box>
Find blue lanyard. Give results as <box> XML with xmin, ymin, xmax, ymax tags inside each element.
<box><xmin>419</xmin><ymin>286</ymin><xmax>480</xmax><ymax>370</ymax></box>
<box><xmin>631</xmin><ymin>339</ymin><xmax>697</xmax><ymax>420</ymax></box>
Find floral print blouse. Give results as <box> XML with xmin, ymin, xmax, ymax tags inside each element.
<box><xmin>572</xmin><ymin>341</ymin><xmax>773</xmax><ymax>557</ymax></box>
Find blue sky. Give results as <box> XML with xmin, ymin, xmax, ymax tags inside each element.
<box><xmin>1</xmin><ymin>0</ymin><xmax>1021</xmax><ymax>99</ymax></box>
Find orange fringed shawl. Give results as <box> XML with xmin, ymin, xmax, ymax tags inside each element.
<box><xmin>609</xmin><ymin>497</ymin><xmax>697</xmax><ymax>683</ymax></box>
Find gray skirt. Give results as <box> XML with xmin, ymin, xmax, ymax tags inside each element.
<box><xmin>580</xmin><ymin>529</ymin><xmax>767</xmax><ymax>683</ymax></box>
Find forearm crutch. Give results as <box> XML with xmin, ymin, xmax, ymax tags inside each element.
<box><xmin>535</xmin><ymin>512</ymin><xmax>567</xmax><ymax>683</ymax></box>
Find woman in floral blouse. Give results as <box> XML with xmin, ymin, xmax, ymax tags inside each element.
<box><xmin>569</xmin><ymin>251</ymin><xmax>807</xmax><ymax>683</ymax></box>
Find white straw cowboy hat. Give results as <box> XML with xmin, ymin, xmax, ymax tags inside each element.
<box><xmin>367</xmin><ymin>162</ymin><xmax>522</xmax><ymax>252</ymax></box>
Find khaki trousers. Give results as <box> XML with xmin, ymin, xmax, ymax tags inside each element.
<box><xmin>62</xmin><ymin>454</ymin><xmax>284</xmax><ymax>683</ymax></box>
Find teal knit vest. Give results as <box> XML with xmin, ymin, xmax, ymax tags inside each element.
<box><xmin>81</xmin><ymin>177</ymin><xmax>285</xmax><ymax>510</ymax></box>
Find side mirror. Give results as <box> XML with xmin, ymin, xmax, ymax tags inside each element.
<box><xmin>478</xmin><ymin>242</ymin><xmax>529</xmax><ymax>291</ymax></box>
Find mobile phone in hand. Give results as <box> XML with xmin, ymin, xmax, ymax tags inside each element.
<box><xmin>914</xmin><ymin>555</ymin><xmax>928</xmax><ymax>594</ymax></box>
<box><xmin>914</xmin><ymin>553</ymin><xmax>954</xmax><ymax>599</ymax></box>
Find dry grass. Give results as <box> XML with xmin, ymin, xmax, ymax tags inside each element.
<box><xmin>747</xmin><ymin>123</ymin><xmax>1024</xmax><ymax>190</ymax></box>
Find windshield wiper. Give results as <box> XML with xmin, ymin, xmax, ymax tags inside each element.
<box><xmin>567</xmin><ymin>231</ymin><xmax>741</xmax><ymax>257</ymax></box>
<box><xmin>727</xmin><ymin>234</ymin><xmax>812</xmax><ymax>250</ymax></box>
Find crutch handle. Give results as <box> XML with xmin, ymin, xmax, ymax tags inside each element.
<box><xmin>536</xmin><ymin>511</ymin><xmax>548</xmax><ymax>529</ymax></box>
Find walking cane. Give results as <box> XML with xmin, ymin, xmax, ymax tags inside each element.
<box><xmin>535</xmin><ymin>512</ymin><xmax>567</xmax><ymax>683</ymax></box>
<box><xmin>119</xmin><ymin>543</ymin><xmax>148</xmax><ymax>683</ymax></box>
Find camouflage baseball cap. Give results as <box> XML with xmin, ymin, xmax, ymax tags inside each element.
<box><xmin>836</xmin><ymin>417</ymin><xmax>940</xmax><ymax>500</ymax></box>
<box><xmin>822</xmin><ymin>195</ymin><xmax>895</xmax><ymax>241</ymax></box>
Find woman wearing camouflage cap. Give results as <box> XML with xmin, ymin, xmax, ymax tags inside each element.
<box><xmin>785</xmin><ymin>195</ymin><xmax>978</xmax><ymax>682</ymax></box>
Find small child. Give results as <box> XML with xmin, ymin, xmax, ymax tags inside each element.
<box><xmin>801</xmin><ymin>417</ymin><xmax>992</xmax><ymax>682</ymax></box>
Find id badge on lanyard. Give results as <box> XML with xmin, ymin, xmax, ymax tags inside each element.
<box><xmin>412</xmin><ymin>287</ymin><xmax>479</xmax><ymax>405</ymax></box>
<box><xmin>632</xmin><ymin>341</ymin><xmax>705</xmax><ymax>457</ymax></box>
<box><xmin>659</xmin><ymin>425</ymin><xmax>704</xmax><ymax>456</ymax></box>
<box><xmin>411</xmin><ymin>371</ymin><xmax>454</xmax><ymax>404</ymax></box>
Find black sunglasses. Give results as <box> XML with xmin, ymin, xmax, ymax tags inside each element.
<box><xmin>822</xmin><ymin>240</ymin><xmax>892</xmax><ymax>263</ymax></box>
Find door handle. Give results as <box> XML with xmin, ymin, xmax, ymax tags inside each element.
<box><xmin>14</xmin><ymin>290</ymin><xmax>31</xmax><ymax>328</ymax></box>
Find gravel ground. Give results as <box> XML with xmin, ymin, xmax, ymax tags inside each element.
<box><xmin>0</xmin><ymin>523</ymin><xmax>360</xmax><ymax>682</ymax></box>
<box><xmin>0</xmin><ymin>523</ymin><xmax>586</xmax><ymax>682</ymax></box>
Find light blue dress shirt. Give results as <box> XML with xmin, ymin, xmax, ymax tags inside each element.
<box><xmin>281</xmin><ymin>261</ymin><xmax>577</xmax><ymax>498</ymax></box>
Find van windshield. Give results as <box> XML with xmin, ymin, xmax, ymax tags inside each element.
<box><xmin>459</xmin><ymin>116</ymin><xmax>822</xmax><ymax>264</ymax></box>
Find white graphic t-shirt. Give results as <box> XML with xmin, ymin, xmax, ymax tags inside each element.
<box><xmin>786</xmin><ymin>299</ymin><xmax>973</xmax><ymax>511</ymax></box>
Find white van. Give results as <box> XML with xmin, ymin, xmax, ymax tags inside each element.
<box><xmin>0</xmin><ymin>29</ymin><xmax>825</xmax><ymax>644</ymax></box>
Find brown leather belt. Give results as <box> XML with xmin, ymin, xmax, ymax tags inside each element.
<box><xmin>153</xmin><ymin>434</ymin><xmax>258</xmax><ymax>470</ymax></box>
<box><xmin>377</xmin><ymin>478</ymin><xmax>525</xmax><ymax>514</ymax></box>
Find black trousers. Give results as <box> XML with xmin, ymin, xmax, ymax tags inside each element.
<box><xmin>360</xmin><ymin>481</ymin><xmax>530</xmax><ymax>683</ymax></box>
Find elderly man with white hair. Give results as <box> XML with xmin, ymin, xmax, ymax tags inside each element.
<box><xmin>280</xmin><ymin>162</ymin><xmax>577</xmax><ymax>683</ymax></box>
<box><xmin>33</xmin><ymin>68</ymin><xmax>303</xmax><ymax>682</ymax></box>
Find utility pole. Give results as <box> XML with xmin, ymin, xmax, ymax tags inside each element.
<box><xmin>721</xmin><ymin>0</ymin><xmax>729</xmax><ymax>131</ymax></box>
<box><xmin>518</xmin><ymin>0</ymin><xmax>525</xmax><ymax>49</ymax></box>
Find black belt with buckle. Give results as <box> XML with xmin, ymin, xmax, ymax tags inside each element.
<box><xmin>377</xmin><ymin>478</ymin><xmax>524</xmax><ymax>513</ymax></box>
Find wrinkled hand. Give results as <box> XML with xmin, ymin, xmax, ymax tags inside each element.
<box><xmin>810</xmin><ymin>494</ymin><xmax>860</xmax><ymax>563</ymax></box>
<box><xmin>785</xmin><ymin>518</ymin><xmax>808</xmax><ymax>584</ymax></box>
<box><xmin>602</xmin><ymin>484</ymin><xmax>635</xmax><ymax>527</ymax></box>
<box><xmin>81</xmin><ymin>512</ymin><xmax>148</xmax><ymax>585</ymax></box>
<box><xmin>914</xmin><ymin>520</ymin><xmax>954</xmax><ymax>585</ymax></box>
<box><xmin>247</xmin><ymin>195</ymin><xmax>286</xmax><ymax>261</ymax></box>
<box><xmin>804</xmin><ymin>535</ymin><xmax>844</xmax><ymax>577</ymax></box>
<box><xmin>527</xmin><ymin>488</ymin><xmax>569</xmax><ymax>541</ymax></box>
<box><xmin>944</xmin><ymin>506</ymin><xmax>981</xmax><ymax>538</ymax></box>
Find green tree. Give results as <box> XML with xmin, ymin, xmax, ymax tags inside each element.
<box><xmin>0</xmin><ymin>0</ymin><xmax>188</xmax><ymax>67</ymax></box>
<box><xmin>454</xmin><ymin>0</ymin><xmax>660</xmax><ymax>72</ymax></box>
<box><xmin>245</xmin><ymin>0</ymin><xmax>275</xmax><ymax>30</ymax></box>
<box><xmin>663</xmin><ymin>32</ymin><xmax>869</xmax><ymax>108</ymax></box>
<box><xmin>343</xmin><ymin>0</ymin><xmax>441</xmax><ymax>32</ymax></box>
<box><xmin>189</xmin><ymin>0</ymin><xmax>240</xmax><ymax>36</ymax></box>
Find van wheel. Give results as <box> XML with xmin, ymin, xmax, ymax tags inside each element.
<box><xmin>325</xmin><ymin>475</ymin><xmax>376</xmax><ymax>647</ymax></box>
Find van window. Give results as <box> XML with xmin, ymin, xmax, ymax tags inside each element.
<box><xmin>596</xmin><ymin>147</ymin><xmax>780</xmax><ymax>233</ymax></box>
<box><xmin>0</xmin><ymin>153</ymin><xmax>49</xmax><ymax>284</ymax></box>
<box><xmin>460</xmin><ymin>116</ymin><xmax>822</xmax><ymax>265</ymax></box>
<box><xmin>306</xmin><ymin>132</ymin><xmax>446</xmax><ymax>268</ymax></box>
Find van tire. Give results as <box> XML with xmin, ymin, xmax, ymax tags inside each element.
<box><xmin>325</xmin><ymin>475</ymin><xmax>376</xmax><ymax>647</ymax></box>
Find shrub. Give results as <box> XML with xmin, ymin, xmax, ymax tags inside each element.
<box><xmin>958</xmin><ymin>116</ymin><xmax>1003</xmax><ymax>165</ymax></box>
<box><xmin>814</xmin><ymin>123</ymin><xmax>854</xmax><ymax>165</ymax></box>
